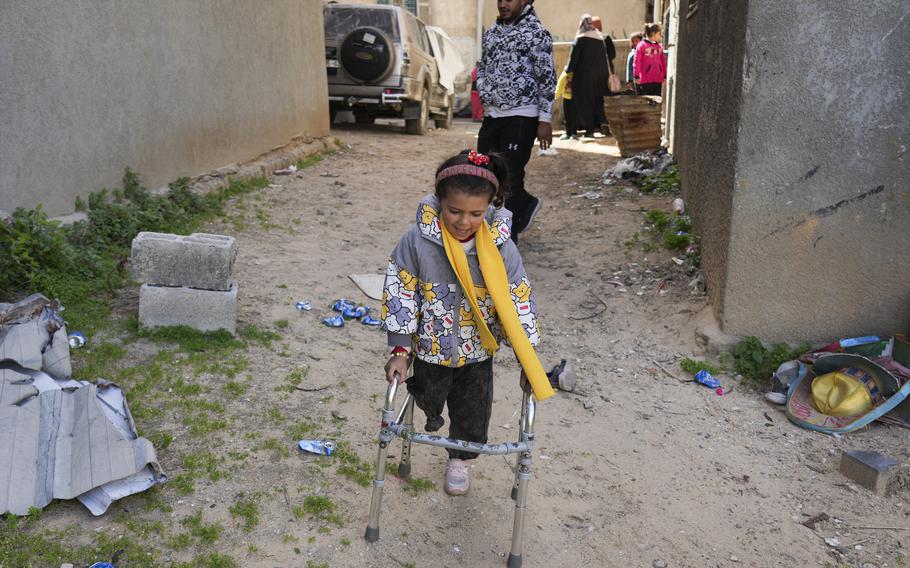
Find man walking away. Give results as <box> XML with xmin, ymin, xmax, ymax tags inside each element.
<box><xmin>477</xmin><ymin>0</ymin><xmax>556</xmax><ymax>242</ymax></box>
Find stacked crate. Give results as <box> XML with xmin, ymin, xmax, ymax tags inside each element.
<box><xmin>131</xmin><ymin>232</ymin><xmax>238</xmax><ymax>334</ymax></box>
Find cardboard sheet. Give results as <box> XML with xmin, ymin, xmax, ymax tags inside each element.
<box><xmin>349</xmin><ymin>273</ymin><xmax>385</xmax><ymax>301</ymax></box>
<box><xmin>0</xmin><ymin>294</ymin><xmax>164</xmax><ymax>516</ymax></box>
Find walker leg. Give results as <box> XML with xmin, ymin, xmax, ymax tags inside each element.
<box><xmin>398</xmin><ymin>396</ymin><xmax>415</xmax><ymax>478</ymax></box>
<box><xmin>364</xmin><ymin>437</ymin><xmax>389</xmax><ymax>542</ymax></box>
<box><xmin>365</xmin><ymin>381</ymin><xmax>401</xmax><ymax>543</ymax></box>
<box><xmin>507</xmin><ymin>392</ymin><xmax>536</xmax><ymax>567</ymax></box>
<box><xmin>511</xmin><ymin>390</ymin><xmax>530</xmax><ymax>500</ymax></box>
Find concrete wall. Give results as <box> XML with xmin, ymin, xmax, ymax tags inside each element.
<box><xmin>0</xmin><ymin>1</ymin><xmax>329</xmax><ymax>216</ymax></box>
<box><xmin>675</xmin><ymin>0</ymin><xmax>910</xmax><ymax>342</ymax></box>
<box><xmin>482</xmin><ymin>0</ymin><xmax>649</xmax><ymax>42</ymax></box>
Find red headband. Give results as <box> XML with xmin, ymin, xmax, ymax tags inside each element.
<box><xmin>435</xmin><ymin>152</ymin><xmax>499</xmax><ymax>189</ymax></box>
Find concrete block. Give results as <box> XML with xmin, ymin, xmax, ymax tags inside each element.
<box><xmin>839</xmin><ymin>449</ymin><xmax>899</xmax><ymax>494</ymax></box>
<box><xmin>131</xmin><ymin>232</ymin><xmax>236</xmax><ymax>290</ymax></box>
<box><xmin>139</xmin><ymin>282</ymin><xmax>237</xmax><ymax>334</ymax></box>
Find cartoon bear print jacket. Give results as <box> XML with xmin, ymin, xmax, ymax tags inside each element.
<box><xmin>381</xmin><ymin>195</ymin><xmax>541</xmax><ymax>367</ymax></box>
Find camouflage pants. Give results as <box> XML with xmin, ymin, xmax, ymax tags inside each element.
<box><xmin>408</xmin><ymin>358</ymin><xmax>494</xmax><ymax>460</ymax></box>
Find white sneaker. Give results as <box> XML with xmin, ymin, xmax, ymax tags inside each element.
<box><xmin>445</xmin><ymin>459</ymin><xmax>470</xmax><ymax>496</ymax></box>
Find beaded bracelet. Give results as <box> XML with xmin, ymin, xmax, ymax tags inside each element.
<box><xmin>391</xmin><ymin>351</ymin><xmax>410</xmax><ymax>358</ymax></box>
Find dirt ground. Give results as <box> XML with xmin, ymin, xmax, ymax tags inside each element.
<box><xmin>36</xmin><ymin>119</ymin><xmax>910</xmax><ymax>568</ymax></box>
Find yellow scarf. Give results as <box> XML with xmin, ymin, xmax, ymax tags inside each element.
<box><xmin>440</xmin><ymin>219</ymin><xmax>555</xmax><ymax>401</ymax></box>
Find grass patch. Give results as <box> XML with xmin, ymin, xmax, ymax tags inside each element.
<box><xmin>229</xmin><ymin>492</ymin><xmax>260</xmax><ymax>532</ymax></box>
<box><xmin>255</xmin><ymin>437</ymin><xmax>291</xmax><ymax>459</ymax></box>
<box><xmin>300</xmin><ymin>494</ymin><xmax>345</xmax><ymax>529</ymax></box>
<box><xmin>180</xmin><ymin>510</ymin><xmax>223</xmax><ymax>545</ymax></box>
<box><xmin>223</xmin><ymin>379</ymin><xmax>249</xmax><ymax>398</ymax></box>
<box><xmin>296</xmin><ymin>153</ymin><xmax>325</xmax><ymax>170</ymax></box>
<box><xmin>239</xmin><ymin>324</ymin><xmax>281</xmax><ymax>348</ymax></box>
<box><xmin>636</xmin><ymin>163</ymin><xmax>680</xmax><ymax>195</ymax></box>
<box><xmin>174</xmin><ymin>552</ymin><xmax>237</xmax><ymax>568</ymax></box>
<box><xmin>0</xmin><ymin>171</ymin><xmax>268</xmax><ymax>333</ymax></box>
<box><xmin>334</xmin><ymin>441</ymin><xmax>372</xmax><ymax>487</ymax></box>
<box><xmin>183</xmin><ymin>450</ymin><xmax>228</xmax><ymax>482</ymax></box>
<box><xmin>679</xmin><ymin>358</ymin><xmax>725</xmax><ymax>377</ymax></box>
<box><xmin>137</xmin><ymin>325</ymin><xmax>244</xmax><ymax>353</ymax></box>
<box><xmin>403</xmin><ymin>476</ymin><xmax>435</xmax><ymax>496</ymax></box>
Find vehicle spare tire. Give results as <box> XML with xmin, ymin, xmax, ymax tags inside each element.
<box><xmin>339</xmin><ymin>27</ymin><xmax>395</xmax><ymax>83</ymax></box>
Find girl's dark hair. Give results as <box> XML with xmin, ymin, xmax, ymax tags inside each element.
<box><xmin>644</xmin><ymin>23</ymin><xmax>661</xmax><ymax>37</ymax></box>
<box><xmin>434</xmin><ymin>149</ymin><xmax>511</xmax><ymax>208</ymax></box>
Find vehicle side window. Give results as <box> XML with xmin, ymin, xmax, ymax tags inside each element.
<box><xmin>404</xmin><ymin>13</ymin><xmax>425</xmax><ymax>54</ymax></box>
<box><xmin>416</xmin><ymin>21</ymin><xmax>432</xmax><ymax>55</ymax></box>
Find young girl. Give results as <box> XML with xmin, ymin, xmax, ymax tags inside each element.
<box><xmin>380</xmin><ymin>149</ymin><xmax>554</xmax><ymax>496</ymax></box>
<box><xmin>633</xmin><ymin>23</ymin><xmax>667</xmax><ymax>97</ymax></box>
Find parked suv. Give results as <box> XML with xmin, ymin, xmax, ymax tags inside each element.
<box><xmin>323</xmin><ymin>3</ymin><xmax>453</xmax><ymax>134</ymax></box>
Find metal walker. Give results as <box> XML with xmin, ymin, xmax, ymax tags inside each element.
<box><xmin>364</xmin><ymin>375</ymin><xmax>538</xmax><ymax>568</ymax></box>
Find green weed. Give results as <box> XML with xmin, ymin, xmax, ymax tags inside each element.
<box><xmin>180</xmin><ymin>510</ymin><xmax>223</xmax><ymax>545</ymax></box>
<box><xmin>229</xmin><ymin>492</ymin><xmax>260</xmax><ymax>532</ymax></box>
<box><xmin>334</xmin><ymin>441</ymin><xmax>372</xmax><ymax>487</ymax></box>
<box><xmin>636</xmin><ymin>164</ymin><xmax>680</xmax><ymax>195</ymax></box>
<box><xmin>732</xmin><ymin>336</ymin><xmax>809</xmax><ymax>387</ymax></box>
<box><xmin>679</xmin><ymin>358</ymin><xmax>724</xmax><ymax>377</ymax></box>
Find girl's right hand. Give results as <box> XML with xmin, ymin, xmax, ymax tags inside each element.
<box><xmin>384</xmin><ymin>355</ymin><xmax>409</xmax><ymax>384</ymax></box>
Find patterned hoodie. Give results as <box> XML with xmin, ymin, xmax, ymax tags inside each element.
<box><xmin>476</xmin><ymin>5</ymin><xmax>556</xmax><ymax>122</ymax></box>
<box><xmin>381</xmin><ymin>195</ymin><xmax>541</xmax><ymax>368</ymax></box>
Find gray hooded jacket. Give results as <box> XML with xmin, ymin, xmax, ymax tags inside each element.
<box><xmin>381</xmin><ymin>195</ymin><xmax>541</xmax><ymax>368</ymax></box>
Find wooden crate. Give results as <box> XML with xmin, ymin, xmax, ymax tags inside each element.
<box><xmin>603</xmin><ymin>95</ymin><xmax>662</xmax><ymax>157</ymax></box>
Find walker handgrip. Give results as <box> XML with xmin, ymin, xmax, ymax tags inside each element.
<box><xmin>384</xmin><ymin>375</ymin><xmax>400</xmax><ymax>410</ymax></box>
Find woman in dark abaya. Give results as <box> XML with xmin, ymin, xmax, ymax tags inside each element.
<box><xmin>566</xmin><ymin>15</ymin><xmax>610</xmax><ymax>138</ymax></box>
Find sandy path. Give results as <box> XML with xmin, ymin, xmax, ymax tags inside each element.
<box><xmin>42</xmin><ymin>119</ymin><xmax>908</xmax><ymax>568</ymax></box>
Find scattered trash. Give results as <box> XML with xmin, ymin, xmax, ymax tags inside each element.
<box><xmin>0</xmin><ymin>294</ymin><xmax>165</xmax><ymax>517</ymax></box>
<box><xmin>802</xmin><ymin>512</ymin><xmax>830</xmax><ymax>530</ymax></box>
<box><xmin>547</xmin><ymin>359</ymin><xmax>576</xmax><ymax>392</ymax></box>
<box><xmin>672</xmin><ymin>198</ymin><xmax>685</xmax><ymax>214</ymax></box>
<box><xmin>294</xmin><ymin>301</ymin><xmax>312</xmax><ymax>311</ymax></box>
<box><xmin>68</xmin><ymin>331</ymin><xmax>87</xmax><ymax>349</ymax></box>
<box><xmin>824</xmin><ymin>536</ymin><xmax>841</xmax><ymax>548</ymax></box>
<box><xmin>362</xmin><ymin>315</ymin><xmax>382</xmax><ymax>327</ymax></box>
<box><xmin>89</xmin><ymin>563</ymin><xmax>115</xmax><ymax>568</ymax></box>
<box><xmin>695</xmin><ymin>369</ymin><xmax>723</xmax><ymax>395</ymax></box>
<box><xmin>537</xmin><ymin>147</ymin><xmax>559</xmax><ymax>156</ymax></box>
<box><xmin>343</xmin><ymin>305</ymin><xmax>369</xmax><ymax>320</ymax></box>
<box><xmin>298</xmin><ymin>439</ymin><xmax>335</xmax><ymax>456</ymax></box>
<box><xmin>671</xmin><ymin>257</ymin><xmax>684</xmax><ymax>266</ymax></box>
<box><xmin>332</xmin><ymin>299</ymin><xmax>355</xmax><ymax>312</ymax></box>
<box><xmin>274</xmin><ymin>164</ymin><xmax>298</xmax><ymax>175</ymax></box>
<box><xmin>571</xmin><ymin>191</ymin><xmax>604</xmax><ymax>200</ymax></box>
<box><xmin>602</xmin><ymin>149</ymin><xmax>674</xmax><ymax>182</ymax></box>
<box><xmin>322</xmin><ymin>315</ymin><xmax>344</xmax><ymax>327</ymax></box>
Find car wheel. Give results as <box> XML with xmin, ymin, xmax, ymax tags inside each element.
<box><xmin>434</xmin><ymin>94</ymin><xmax>454</xmax><ymax>129</ymax></box>
<box><xmin>405</xmin><ymin>87</ymin><xmax>429</xmax><ymax>135</ymax></box>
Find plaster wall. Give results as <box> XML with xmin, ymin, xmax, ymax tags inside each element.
<box><xmin>673</xmin><ymin>1</ymin><xmax>749</xmax><ymax>323</ymax></box>
<box><xmin>0</xmin><ymin>1</ymin><xmax>329</xmax><ymax>216</ymax></box>
<box><xmin>722</xmin><ymin>0</ymin><xmax>910</xmax><ymax>341</ymax></box>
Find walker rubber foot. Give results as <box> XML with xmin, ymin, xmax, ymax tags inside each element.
<box><xmin>510</xmin><ymin>486</ymin><xmax>518</xmax><ymax>500</ymax></box>
<box><xmin>507</xmin><ymin>553</ymin><xmax>522</xmax><ymax>568</ymax></box>
<box><xmin>364</xmin><ymin>526</ymin><xmax>379</xmax><ymax>543</ymax></box>
<box><xmin>397</xmin><ymin>463</ymin><xmax>411</xmax><ymax>478</ymax></box>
